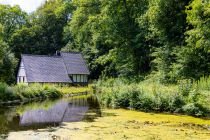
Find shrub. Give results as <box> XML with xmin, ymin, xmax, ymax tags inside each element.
<box><xmin>153</xmin><ymin>92</ymin><xmax>170</xmax><ymax>112</ymax></box>
<box><xmin>196</xmin><ymin>76</ymin><xmax>210</xmax><ymax>91</ymax></box>
<box><xmin>100</xmin><ymin>92</ymin><xmax>112</xmax><ymax>107</ymax></box>
<box><xmin>129</xmin><ymin>89</ymin><xmax>141</xmax><ymax>109</ymax></box>
<box><xmin>45</xmin><ymin>87</ymin><xmax>62</xmax><ymax>98</ymax></box>
<box><xmin>182</xmin><ymin>103</ymin><xmax>209</xmax><ymax>117</ymax></box>
<box><xmin>169</xmin><ymin>93</ymin><xmax>185</xmax><ymax>112</ymax></box>
<box><xmin>136</xmin><ymin>93</ymin><xmax>155</xmax><ymax>111</ymax></box>
<box><xmin>114</xmin><ymin>91</ymin><xmax>130</xmax><ymax>108</ymax></box>
<box><xmin>0</xmin><ymin>83</ymin><xmax>8</xmax><ymax>101</ymax></box>
<box><xmin>4</xmin><ymin>87</ymin><xmax>15</xmax><ymax>100</ymax></box>
<box><xmin>178</xmin><ymin>79</ymin><xmax>193</xmax><ymax>96</ymax></box>
<box><xmin>95</xmin><ymin>78</ymin><xmax>210</xmax><ymax>117</ymax></box>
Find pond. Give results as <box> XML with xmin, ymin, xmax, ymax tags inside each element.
<box><xmin>0</xmin><ymin>95</ymin><xmax>101</xmax><ymax>138</ymax></box>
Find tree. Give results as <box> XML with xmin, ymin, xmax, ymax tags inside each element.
<box><xmin>9</xmin><ymin>0</ymin><xmax>74</xmax><ymax>58</ymax></box>
<box><xmin>0</xmin><ymin>40</ymin><xmax>17</xmax><ymax>84</ymax></box>
<box><xmin>144</xmin><ymin>0</ymin><xmax>191</xmax><ymax>83</ymax></box>
<box><xmin>0</xmin><ymin>4</ymin><xmax>27</xmax><ymax>42</ymax></box>
<box><xmin>176</xmin><ymin>0</ymin><xmax>210</xmax><ymax>79</ymax></box>
<box><xmin>67</xmin><ymin>0</ymin><xmax>149</xmax><ymax>79</ymax></box>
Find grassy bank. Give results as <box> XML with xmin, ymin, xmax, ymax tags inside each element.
<box><xmin>0</xmin><ymin>83</ymin><xmax>91</xmax><ymax>102</ymax></box>
<box><xmin>95</xmin><ymin>77</ymin><xmax>210</xmax><ymax>118</ymax></box>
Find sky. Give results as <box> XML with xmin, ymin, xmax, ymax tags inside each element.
<box><xmin>0</xmin><ymin>0</ymin><xmax>46</xmax><ymax>13</ymax></box>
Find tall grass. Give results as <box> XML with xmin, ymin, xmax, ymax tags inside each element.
<box><xmin>0</xmin><ymin>83</ymin><xmax>91</xmax><ymax>102</ymax></box>
<box><xmin>95</xmin><ymin>78</ymin><xmax>210</xmax><ymax>117</ymax></box>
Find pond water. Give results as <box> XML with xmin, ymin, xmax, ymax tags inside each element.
<box><xmin>0</xmin><ymin>95</ymin><xmax>101</xmax><ymax>137</ymax></box>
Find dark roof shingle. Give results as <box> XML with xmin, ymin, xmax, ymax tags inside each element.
<box><xmin>22</xmin><ymin>55</ymin><xmax>72</xmax><ymax>83</ymax></box>
<box><xmin>61</xmin><ymin>52</ymin><xmax>90</xmax><ymax>75</ymax></box>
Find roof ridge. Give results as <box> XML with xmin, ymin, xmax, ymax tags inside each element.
<box><xmin>22</xmin><ymin>54</ymin><xmax>62</xmax><ymax>58</ymax></box>
<box><xmin>60</xmin><ymin>51</ymin><xmax>81</xmax><ymax>54</ymax></box>
<box><xmin>60</xmin><ymin>54</ymin><xmax>71</xmax><ymax>80</ymax></box>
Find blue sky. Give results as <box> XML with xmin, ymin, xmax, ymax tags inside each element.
<box><xmin>0</xmin><ymin>0</ymin><xmax>46</xmax><ymax>13</ymax></box>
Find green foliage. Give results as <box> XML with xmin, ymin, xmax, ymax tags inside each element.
<box><xmin>0</xmin><ymin>83</ymin><xmax>15</xmax><ymax>101</ymax></box>
<box><xmin>9</xmin><ymin>0</ymin><xmax>74</xmax><ymax>58</ymax></box>
<box><xmin>96</xmin><ymin>78</ymin><xmax>210</xmax><ymax>117</ymax></box>
<box><xmin>186</xmin><ymin>0</ymin><xmax>210</xmax><ymax>51</ymax></box>
<box><xmin>175</xmin><ymin>0</ymin><xmax>210</xmax><ymax>79</ymax></box>
<box><xmin>0</xmin><ymin>4</ymin><xmax>27</xmax><ymax>42</ymax></box>
<box><xmin>0</xmin><ymin>40</ymin><xmax>17</xmax><ymax>84</ymax></box>
<box><xmin>196</xmin><ymin>76</ymin><xmax>210</xmax><ymax>91</ymax></box>
<box><xmin>0</xmin><ymin>0</ymin><xmax>210</xmax><ymax>84</ymax></box>
<box><xmin>12</xmin><ymin>84</ymin><xmax>62</xmax><ymax>100</ymax></box>
<box><xmin>0</xmin><ymin>83</ymin><xmax>7</xmax><ymax>100</ymax></box>
<box><xmin>145</xmin><ymin>0</ymin><xmax>190</xmax><ymax>83</ymax></box>
<box><xmin>67</xmin><ymin>0</ymin><xmax>150</xmax><ymax>79</ymax></box>
<box><xmin>0</xmin><ymin>83</ymin><xmax>90</xmax><ymax>102</ymax></box>
<box><xmin>178</xmin><ymin>79</ymin><xmax>193</xmax><ymax>96</ymax></box>
<box><xmin>182</xmin><ymin>103</ymin><xmax>208</xmax><ymax>117</ymax></box>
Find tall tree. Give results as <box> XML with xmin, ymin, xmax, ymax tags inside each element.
<box><xmin>176</xmin><ymin>0</ymin><xmax>210</xmax><ymax>79</ymax></box>
<box><xmin>0</xmin><ymin>4</ymin><xmax>27</xmax><ymax>42</ymax></box>
<box><xmin>10</xmin><ymin>0</ymin><xmax>74</xmax><ymax>58</ymax></box>
<box><xmin>67</xmin><ymin>0</ymin><xmax>149</xmax><ymax>79</ymax></box>
<box><xmin>0</xmin><ymin>40</ymin><xmax>17</xmax><ymax>84</ymax></box>
<box><xmin>144</xmin><ymin>0</ymin><xmax>191</xmax><ymax>83</ymax></box>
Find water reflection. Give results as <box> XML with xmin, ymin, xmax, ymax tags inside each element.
<box><xmin>0</xmin><ymin>95</ymin><xmax>101</xmax><ymax>135</ymax></box>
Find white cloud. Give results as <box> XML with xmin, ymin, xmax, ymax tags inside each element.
<box><xmin>0</xmin><ymin>0</ymin><xmax>46</xmax><ymax>13</ymax></box>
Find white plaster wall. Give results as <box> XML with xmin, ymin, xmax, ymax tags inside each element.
<box><xmin>17</xmin><ymin>61</ymin><xmax>28</xmax><ymax>83</ymax></box>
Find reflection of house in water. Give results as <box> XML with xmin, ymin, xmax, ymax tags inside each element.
<box><xmin>0</xmin><ymin>96</ymin><xmax>101</xmax><ymax>135</ymax></box>
<box><xmin>20</xmin><ymin>97</ymin><xmax>91</xmax><ymax>126</ymax></box>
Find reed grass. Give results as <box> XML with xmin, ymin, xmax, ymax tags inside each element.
<box><xmin>95</xmin><ymin>77</ymin><xmax>210</xmax><ymax>117</ymax></box>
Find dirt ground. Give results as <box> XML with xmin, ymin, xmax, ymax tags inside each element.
<box><xmin>7</xmin><ymin>109</ymin><xmax>210</xmax><ymax>140</ymax></box>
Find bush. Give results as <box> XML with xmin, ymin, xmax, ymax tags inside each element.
<box><xmin>44</xmin><ymin>87</ymin><xmax>62</xmax><ymax>98</ymax></box>
<box><xmin>196</xmin><ymin>76</ymin><xmax>210</xmax><ymax>91</ymax></box>
<box><xmin>95</xmin><ymin>78</ymin><xmax>210</xmax><ymax>117</ymax></box>
<box><xmin>0</xmin><ymin>83</ymin><xmax>7</xmax><ymax>93</ymax></box>
<box><xmin>169</xmin><ymin>93</ymin><xmax>185</xmax><ymax>112</ymax></box>
<box><xmin>182</xmin><ymin>103</ymin><xmax>209</xmax><ymax>117</ymax></box>
<box><xmin>0</xmin><ymin>83</ymin><xmax>17</xmax><ymax>101</ymax></box>
<box><xmin>0</xmin><ymin>83</ymin><xmax>8</xmax><ymax>101</ymax></box>
<box><xmin>0</xmin><ymin>83</ymin><xmax>77</xmax><ymax>102</ymax></box>
<box><xmin>136</xmin><ymin>93</ymin><xmax>155</xmax><ymax>112</ymax></box>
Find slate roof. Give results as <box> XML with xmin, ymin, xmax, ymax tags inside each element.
<box><xmin>22</xmin><ymin>55</ymin><xmax>71</xmax><ymax>83</ymax></box>
<box><xmin>61</xmin><ymin>52</ymin><xmax>90</xmax><ymax>75</ymax></box>
<box><xmin>21</xmin><ymin>52</ymin><xmax>89</xmax><ymax>83</ymax></box>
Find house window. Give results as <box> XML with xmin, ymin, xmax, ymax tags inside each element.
<box><xmin>73</xmin><ymin>75</ymin><xmax>76</xmax><ymax>82</ymax></box>
<box><xmin>23</xmin><ymin>77</ymin><xmax>25</xmax><ymax>83</ymax></box>
<box><xmin>72</xmin><ymin>75</ymin><xmax>88</xmax><ymax>83</ymax></box>
<box><xmin>84</xmin><ymin>75</ymin><xmax>87</xmax><ymax>82</ymax></box>
<box><xmin>81</xmin><ymin>75</ymin><xmax>84</xmax><ymax>82</ymax></box>
<box><xmin>79</xmin><ymin>75</ymin><xmax>81</xmax><ymax>82</ymax></box>
<box><xmin>76</xmin><ymin>75</ymin><xmax>80</xmax><ymax>82</ymax></box>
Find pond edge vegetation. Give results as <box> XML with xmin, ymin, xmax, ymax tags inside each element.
<box><xmin>0</xmin><ymin>83</ymin><xmax>91</xmax><ymax>105</ymax></box>
<box><xmin>95</xmin><ymin>76</ymin><xmax>210</xmax><ymax>118</ymax></box>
